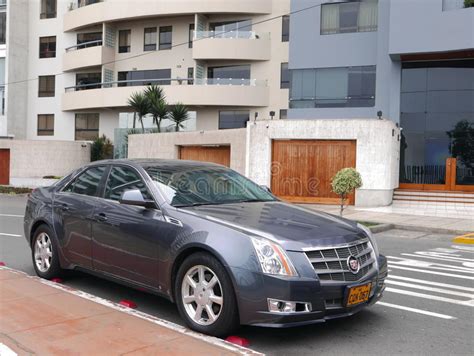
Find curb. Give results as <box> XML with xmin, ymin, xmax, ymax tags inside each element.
<box><xmin>452</xmin><ymin>233</ymin><xmax>474</xmax><ymax>245</ymax></box>
<box><xmin>364</xmin><ymin>221</ymin><xmax>473</xmax><ymax>236</ymax></box>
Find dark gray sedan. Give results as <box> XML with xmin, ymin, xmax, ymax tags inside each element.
<box><xmin>24</xmin><ymin>159</ymin><xmax>387</xmax><ymax>336</ymax></box>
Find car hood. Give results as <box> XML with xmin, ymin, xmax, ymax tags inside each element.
<box><xmin>181</xmin><ymin>201</ymin><xmax>366</xmax><ymax>251</ymax></box>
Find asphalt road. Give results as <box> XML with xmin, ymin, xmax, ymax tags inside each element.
<box><xmin>1</xmin><ymin>194</ymin><xmax>473</xmax><ymax>355</ymax></box>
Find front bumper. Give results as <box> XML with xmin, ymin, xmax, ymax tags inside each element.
<box><xmin>232</xmin><ymin>254</ymin><xmax>387</xmax><ymax>327</ymax></box>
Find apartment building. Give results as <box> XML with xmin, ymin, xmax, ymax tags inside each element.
<box><xmin>275</xmin><ymin>0</ymin><xmax>474</xmax><ymax>206</ymax></box>
<box><xmin>0</xmin><ymin>0</ymin><xmax>6</xmax><ymax>136</ymax></box>
<box><xmin>5</xmin><ymin>0</ymin><xmax>290</xmax><ymax>141</ymax></box>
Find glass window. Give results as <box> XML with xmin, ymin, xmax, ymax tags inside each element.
<box><xmin>76</xmin><ymin>72</ymin><xmax>102</xmax><ymax>90</ymax></box>
<box><xmin>210</xmin><ymin>19</ymin><xmax>252</xmax><ymax>38</ymax></box>
<box><xmin>38</xmin><ymin>75</ymin><xmax>55</xmax><ymax>97</ymax></box>
<box><xmin>207</xmin><ymin>65</ymin><xmax>250</xmax><ymax>83</ymax></box>
<box><xmin>280</xmin><ymin>63</ymin><xmax>289</xmax><ymax>89</ymax></box>
<box><xmin>188</xmin><ymin>24</ymin><xmax>194</xmax><ymax>48</ymax></box>
<box><xmin>321</xmin><ymin>0</ymin><xmax>378</xmax><ymax>35</ymax></box>
<box><xmin>76</xmin><ymin>32</ymin><xmax>102</xmax><ymax>49</ymax></box>
<box><xmin>145</xmin><ymin>166</ymin><xmax>276</xmax><ymax>207</ymax></box>
<box><xmin>159</xmin><ymin>26</ymin><xmax>172</xmax><ymax>50</ymax></box>
<box><xmin>280</xmin><ymin>109</ymin><xmax>287</xmax><ymax>120</ymax></box>
<box><xmin>117</xmin><ymin>69</ymin><xmax>171</xmax><ymax>86</ymax></box>
<box><xmin>39</xmin><ymin>36</ymin><xmax>56</xmax><ymax>58</ymax></box>
<box><xmin>0</xmin><ymin>12</ymin><xmax>5</xmax><ymax>45</ymax></box>
<box><xmin>64</xmin><ymin>166</ymin><xmax>106</xmax><ymax>197</ymax></box>
<box><xmin>40</xmin><ymin>0</ymin><xmax>57</xmax><ymax>19</ymax></box>
<box><xmin>37</xmin><ymin>114</ymin><xmax>54</xmax><ymax>136</ymax></box>
<box><xmin>144</xmin><ymin>27</ymin><xmax>157</xmax><ymax>51</ymax></box>
<box><xmin>187</xmin><ymin>67</ymin><xmax>194</xmax><ymax>85</ymax></box>
<box><xmin>290</xmin><ymin>65</ymin><xmax>376</xmax><ymax>108</ymax></box>
<box><xmin>282</xmin><ymin>15</ymin><xmax>290</xmax><ymax>42</ymax></box>
<box><xmin>219</xmin><ymin>111</ymin><xmax>249</xmax><ymax>129</ymax></box>
<box><xmin>105</xmin><ymin>166</ymin><xmax>153</xmax><ymax>201</ymax></box>
<box><xmin>118</xmin><ymin>30</ymin><xmax>131</xmax><ymax>53</ymax></box>
<box><xmin>75</xmin><ymin>113</ymin><xmax>99</xmax><ymax>141</ymax></box>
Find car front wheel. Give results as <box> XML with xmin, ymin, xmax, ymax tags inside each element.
<box><xmin>32</xmin><ymin>225</ymin><xmax>62</xmax><ymax>279</ymax></box>
<box><xmin>175</xmin><ymin>252</ymin><xmax>239</xmax><ymax>337</ymax></box>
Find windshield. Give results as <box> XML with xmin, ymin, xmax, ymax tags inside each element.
<box><xmin>144</xmin><ymin>166</ymin><xmax>277</xmax><ymax>207</ymax></box>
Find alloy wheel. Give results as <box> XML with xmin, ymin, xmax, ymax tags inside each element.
<box><xmin>181</xmin><ymin>265</ymin><xmax>224</xmax><ymax>326</ymax></box>
<box><xmin>34</xmin><ymin>232</ymin><xmax>53</xmax><ymax>273</ymax></box>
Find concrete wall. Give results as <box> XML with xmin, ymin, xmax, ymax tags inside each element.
<box><xmin>128</xmin><ymin>128</ymin><xmax>247</xmax><ymax>174</ymax></box>
<box><xmin>0</xmin><ymin>139</ymin><xmax>90</xmax><ymax>178</ymax></box>
<box><xmin>246</xmin><ymin>119</ymin><xmax>400</xmax><ymax>207</ymax></box>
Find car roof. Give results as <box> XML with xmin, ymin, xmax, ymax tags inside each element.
<box><xmin>87</xmin><ymin>158</ymin><xmax>227</xmax><ymax>171</ymax></box>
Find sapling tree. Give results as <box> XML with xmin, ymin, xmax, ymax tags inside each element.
<box><xmin>331</xmin><ymin>168</ymin><xmax>362</xmax><ymax>216</ymax></box>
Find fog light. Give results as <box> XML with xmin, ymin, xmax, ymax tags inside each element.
<box><xmin>268</xmin><ymin>298</ymin><xmax>311</xmax><ymax>313</ymax></box>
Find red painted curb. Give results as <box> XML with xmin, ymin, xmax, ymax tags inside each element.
<box><xmin>0</xmin><ymin>262</ymin><xmax>5</xmax><ymax>266</ymax></box>
<box><xmin>51</xmin><ymin>277</ymin><xmax>63</xmax><ymax>283</ymax></box>
<box><xmin>225</xmin><ymin>336</ymin><xmax>250</xmax><ymax>347</ymax></box>
<box><xmin>119</xmin><ymin>299</ymin><xmax>138</xmax><ymax>309</ymax></box>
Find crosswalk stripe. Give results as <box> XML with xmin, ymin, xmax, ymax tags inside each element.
<box><xmin>385</xmin><ymin>287</ymin><xmax>474</xmax><ymax>307</ymax></box>
<box><xmin>387</xmin><ymin>264</ymin><xmax>474</xmax><ymax>280</ymax></box>
<box><xmin>403</xmin><ymin>252</ymin><xmax>474</xmax><ymax>263</ymax></box>
<box><xmin>0</xmin><ymin>233</ymin><xmax>22</xmax><ymax>237</ymax></box>
<box><xmin>388</xmin><ymin>256</ymin><xmax>474</xmax><ymax>273</ymax></box>
<box><xmin>376</xmin><ymin>302</ymin><xmax>456</xmax><ymax>320</ymax></box>
<box><xmin>451</xmin><ymin>245</ymin><xmax>474</xmax><ymax>253</ymax></box>
<box><xmin>388</xmin><ymin>275</ymin><xmax>474</xmax><ymax>292</ymax></box>
<box><xmin>385</xmin><ymin>280</ymin><xmax>474</xmax><ymax>298</ymax></box>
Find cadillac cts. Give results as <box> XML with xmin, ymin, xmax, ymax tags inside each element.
<box><xmin>24</xmin><ymin>159</ymin><xmax>387</xmax><ymax>336</ymax></box>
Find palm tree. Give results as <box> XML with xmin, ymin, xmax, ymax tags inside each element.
<box><xmin>144</xmin><ymin>85</ymin><xmax>168</xmax><ymax>132</ymax></box>
<box><xmin>127</xmin><ymin>92</ymin><xmax>150</xmax><ymax>133</ymax></box>
<box><xmin>169</xmin><ymin>103</ymin><xmax>189</xmax><ymax>132</ymax></box>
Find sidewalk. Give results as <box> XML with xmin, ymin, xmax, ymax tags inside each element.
<box><xmin>0</xmin><ymin>267</ymin><xmax>260</xmax><ymax>356</ymax></box>
<box><xmin>303</xmin><ymin>204</ymin><xmax>474</xmax><ymax>234</ymax></box>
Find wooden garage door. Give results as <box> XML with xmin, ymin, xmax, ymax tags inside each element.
<box><xmin>179</xmin><ymin>146</ymin><xmax>231</xmax><ymax>167</ymax></box>
<box><xmin>0</xmin><ymin>149</ymin><xmax>10</xmax><ymax>185</ymax></box>
<box><xmin>271</xmin><ymin>140</ymin><xmax>356</xmax><ymax>205</ymax></box>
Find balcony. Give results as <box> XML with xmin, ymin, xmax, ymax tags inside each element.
<box><xmin>62</xmin><ymin>78</ymin><xmax>269</xmax><ymax>111</ymax></box>
<box><xmin>63</xmin><ymin>40</ymin><xmax>115</xmax><ymax>71</ymax></box>
<box><xmin>64</xmin><ymin>0</ymin><xmax>272</xmax><ymax>32</ymax></box>
<box><xmin>193</xmin><ymin>31</ymin><xmax>271</xmax><ymax>61</ymax></box>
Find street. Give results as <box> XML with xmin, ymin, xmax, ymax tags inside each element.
<box><xmin>1</xmin><ymin>194</ymin><xmax>473</xmax><ymax>355</ymax></box>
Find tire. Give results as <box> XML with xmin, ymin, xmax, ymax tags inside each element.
<box><xmin>175</xmin><ymin>252</ymin><xmax>239</xmax><ymax>337</ymax></box>
<box><xmin>31</xmin><ymin>224</ymin><xmax>63</xmax><ymax>279</ymax></box>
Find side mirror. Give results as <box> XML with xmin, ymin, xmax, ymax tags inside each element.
<box><xmin>260</xmin><ymin>185</ymin><xmax>272</xmax><ymax>193</ymax></box>
<box><xmin>119</xmin><ymin>189</ymin><xmax>157</xmax><ymax>209</ymax></box>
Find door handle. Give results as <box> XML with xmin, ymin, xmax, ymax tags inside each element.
<box><xmin>55</xmin><ymin>203</ymin><xmax>70</xmax><ymax>211</ymax></box>
<box><xmin>94</xmin><ymin>213</ymin><xmax>108</xmax><ymax>222</ymax></box>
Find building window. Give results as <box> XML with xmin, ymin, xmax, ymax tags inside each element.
<box><xmin>38</xmin><ymin>76</ymin><xmax>55</xmax><ymax>97</ymax></box>
<box><xmin>39</xmin><ymin>36</ymin><xmax>56</xmax><ymax>58</ymax></box>
<box><xmin>77</xmin><ymin>32</ymin><xmax>102</xmax><ymax>49</ymax></box>
<box><xmin>290</xmin><ymin>65</ymin><xmax>376</xmax><ymax>108</ymax></box>
<box><xmin>75</xmin><ymin>113</ymin><xmax>99</xmax><ymax>141</ymax></box>
<box><xmin>209</xmin><ymin>19</ymin><xmax>252</xmax><ymax>38</ymax></box>
<box><xmin>76</xmin><ymin>73</ymin><xmax>102</xmax><ymax>90</ymax></box>
<box><xmin>321</xmin><ymin>0</ymin><xmax>378</xmax><ymax>35</ymax></box>
<box><xmin>280</xmin><ymin>109</ymin><xmax>287</xmax><ymax>120</ymax></box>
<box><xmin>189</xmin><ymin>24</ymin><xmax>194</xmax><ymax>48</ymax></box>
<box><xmin>159</xmin><ymin>26</ymin><xmax>172</xmax><ymax>50</ymax></box>
<box><xmin>118</xmin><ymin>30</ymin><xmax>131</xmax><ymax>53</ymax></box>
<box><xmin>118</xmin><ymin>69</ymin><xmax>171</xmax><ymax>86</ymax></box>
<box><xmin>219</xmin><ymin>111</ymin><xmax>250</xmax><ymax>129</ymax></box>
<box><xmin>187</xmin><ymin>67</ymin><xmax>194</xmax><ymax>85</ymax></box>
<box><xmin>0</xmin><ymin>12</ymin><xmax>5</xmax><ymax>45</ymax></box>
<box><xmin>37</xmin><ymin>114</ymin><xmax>54</xmax><ymax>136</ymax></box>
<box><xmin>207</xmin><ymin>65</ymin><xmax>250</xmax><ymax>84</ymax></box>
<box><xmin>40</xmin><ymin>0</ymin><xmax>57</xmax><ymax>19</ymax></box>
<box><xmin>282</xmin><ymin>15</ymin><xmax>290</xmax><ymax>42</ymax></box>
<box><xmin>144</xmin><ymin>27</ymin><xmax>157</xmax><ymax>51</ymax></box>
<box><xmin>281</xmin><ymin>63</ymin><xmax>289</xmax><ymax>89</ymax></box>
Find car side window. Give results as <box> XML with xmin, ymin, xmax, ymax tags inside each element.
<box><xmin>105</xmin><ymin>166</ymin><xmax>153</xmax><ymax>201</ymax></box>
<box><xmin>63</xmin><ymin>166</ymin><xmax>106</xmax><ymax>197</ymax></box>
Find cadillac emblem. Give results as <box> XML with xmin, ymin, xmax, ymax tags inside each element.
<box><xmin>347</xmin><ymin>256</ymin><xmax>360</xmax><ymax>274</ymax></box>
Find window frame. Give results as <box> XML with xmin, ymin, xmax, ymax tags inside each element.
<box><xmin>188</xmin><ymin>24</ymin><xmax>194</xmax><ymax>48</ymax></box>
<box><xmin>61</xmin><ymin>165</ymin><xmax>108</xmax><ymax>198</ymax></box>
<box><xmin>218</xmin><ymin>110</ymin><xmax>250</xmax><ymax>129</ymax></box>
<box><xmin>118</xmin><ymin>29</ymin><xmax>131</xmax><ymax>53</ymax></box>
<box><xmin>37</xmin><ymin>114</ymin><xmax>55</xmax><ymax>136</ymax></box>
<box><xmin>144</xmin><ymin>27</ymin><xmax>157</xmax><ymax>51</ymax></box>
<box><xmin>281</xmin><ymin>15</ymin><xmax>290</xmax><ymax>42</ymax></box>
<box><xmin>75</xmin><ymin>113</ymin><xmax>100</xmax><ymax>141</ymax></box>
<box><xmin>159</xmin><ymin>26</ymin><xmax>172</xmax><ymax>50</ymax></box>
<box><xmin>0</xmin><ymin>11</ymin><xmax>6</xmax><ymax>45</ymax></box>
<box><xmin>39</xmin><ymin>36</ymin><xmax>56</xmax><ymax>58</ymax></box>
<box><xmin>280</xmin><ymin>62</ymin><xmax>289</xmax><ymax>89</ymax></box>
<box><xmin>40</xmin><ymin>0</ymin><xmax>57</xmax><ymax>19</ymax></box>
<box><xmin>103</xmin><ymin>164</ymin><xmax>156</xmax><ymax>203</ymax></box>
<box><xmin>38</xmin><ymin>75</ymin><xmax>55</xmax><ymax>97</ymax></box>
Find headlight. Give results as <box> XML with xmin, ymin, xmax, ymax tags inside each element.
<box><xmin>250</xmin><ymin>236</ymin><xmax>297</xmax><ymax>277</ymax></box>
<box><xmin>357</xmin><ymin>223</ymin><xmax>380</xmax><ymax>257</ymax></box>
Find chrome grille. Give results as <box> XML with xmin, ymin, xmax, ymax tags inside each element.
<box><xmin>305</xmin><ymin>239</ymin><xmax>375</xmax><ymax>282</ymax></box>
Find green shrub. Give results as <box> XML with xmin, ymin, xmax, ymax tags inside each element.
<box><xmin>91</xmin><ymin>135</ymin><xmax>113</xmax><ymax>161</ymax></box>
<box><xmin>331</xmin><ymin>168</ymin><xmax>362</xmax><ymax>216</ymax></box>
<box><xmin>465</xmin><ymin>0</ymin><xmax>473</xmax><ymax>8</ymax></box>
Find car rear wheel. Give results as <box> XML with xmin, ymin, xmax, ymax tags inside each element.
<box><xmin>175</xmin><ymin>252</ymin><xmax>239</xmax><ymax>337</ymax></box>
<box><xmin>32</xmin><ymin>225</ymin><xmax>62</xmax><ymax>279</ymax></box>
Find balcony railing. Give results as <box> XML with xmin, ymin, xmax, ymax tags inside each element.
<box><xmin>194</xmin><ymin>31</ymin><xmax>269</xmax><ymax>40</ymax></box>
<box><xmin>65</xmin><ymin>77</ymin><xmax>267</xmax><ymax>92</ymax></box>
<box><xmin>68</xmin><ymin>0</ymin><xmax>103</xmax><ymax>11</ymax></box>
<box><xmin>65</xmin><ymin>39</ymin><xmax>103</xmax><ymax>52</ymax></box>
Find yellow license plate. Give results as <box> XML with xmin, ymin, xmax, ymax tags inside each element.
<box><xmin>345</xmin><ymin>283</ymin><xmax>371</xmax><ymax>307</ymax></box>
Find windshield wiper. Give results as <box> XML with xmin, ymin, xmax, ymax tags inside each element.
<box><xmin>175</xmin><ymin>202</ymin><xmax>215</xmax><ymax>208</ymax></box>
